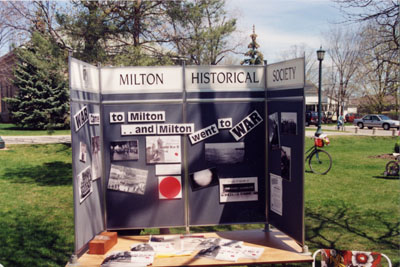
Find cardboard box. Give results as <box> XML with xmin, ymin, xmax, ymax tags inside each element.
<box><xmin>88</xmin><ymin>232</ymin><xmax>118</xmax><ymax>255</ymax></box>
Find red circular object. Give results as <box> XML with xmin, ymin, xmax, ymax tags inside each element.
<box><xmin>159</xmin><ymin>176</ymin><xmax>181</xmax><ymax>199</ymax></box>
<box><xmin>356</xmin><ymin>253</ymin><xmax>368</xmax><ymax>264</ymax></box>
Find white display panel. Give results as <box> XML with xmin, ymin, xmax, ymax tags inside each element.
<box><xmin>69</xmin><ymin>58</ymin><xmax>99</xmax><ymax>92</ymax></box>
<box><xmin>185</xmin><ymin>65</ymin><xmax>265</xmax><ymax>91</ymax></box>
<box><xmin>101</xmin><ymin>66</ymin><xmax>183</xmax><ymax>93</ymax></box>
<box><xmin>267</xmin><ymin>58</ymin><xmax>304</xmax><ymax>89</ymax></box>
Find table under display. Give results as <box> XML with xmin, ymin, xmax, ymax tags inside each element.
<box><xmin>74</xmin><ymin>229</ymin><xmax>313</xmax><ymax>266</ymax></box>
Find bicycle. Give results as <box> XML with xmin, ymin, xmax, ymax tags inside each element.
<box><xmin>384</xmin><ymin>154</ymin><xmax>399</xmax><ymax>177</ymax></box>
<box><xmin>305</xmin><ymin>134</ymin><xmax>332</xmax><ymax>175</ymax></box>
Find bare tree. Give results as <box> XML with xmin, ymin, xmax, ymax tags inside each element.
<box><xmin>325</xmin><ymin>26</ymin><xmax>362</xmax><ymax>116</ymax></box>
<box><xmin>357</xmin><ymin>23</ymin><xmax>400</xmax><ymax>114</ymax></box>
<box><xmin>333</xmin><ymin>0</ymin><xmax>399</xmax><ymax>67</ymax></box>
<box><xmin>0</xmin><ymin>1</ymin><xmax>69</xmax><ymax>50</ymax></box>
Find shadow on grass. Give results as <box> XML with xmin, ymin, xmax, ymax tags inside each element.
<box><xmin>2</xmin><ymin>161</ymin><xmax>72</xmax><ymax>186</ymax></box>
<box><xmin>0</xmin><ymin>209</ymin><xmax>73</xmax><ymax>266</ymax></box>
<box><xmin>373</xmin><ymin>175</ymin><xmax>400</xmax><ymax>180</ymax></box>
<box><xmin>305</xmin><ymin>203</ymin><xmax>399</xmax><ymax>251</ymax></box>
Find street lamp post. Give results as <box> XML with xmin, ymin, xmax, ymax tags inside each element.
<box><xmin>315</xmin><ymin>46</ymin><xmax>325</xmax><ymax>136</ymax></box>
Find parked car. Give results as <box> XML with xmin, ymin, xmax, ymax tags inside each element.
<box><xmin>353</xmin><ymin>114</ymin><xmax>400</xmax><ymax>130</ymax></box>
<box><xmin>306</xmin><ymin>111</ymin><xmax>326</xmax><ymax>126</ymax></box>
<box><xmin>305</xmin><ymin>111</ymin><xmax>317</xmax><ymax>126</ymax></box>
<box><xmin>345</xmin><ymin>113</ymin><xmax>357</xmax><ymax>123</ymax></box>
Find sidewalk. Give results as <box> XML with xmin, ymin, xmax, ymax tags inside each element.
<box><xmin>305</xmin><ymin>125</ymin><xmax>399</xmax><ymax>137</ymax></box>
<box><xmin>1</xmin><ymin>135</ymin><xmax>71</xmax><ymax>144</ymax></box>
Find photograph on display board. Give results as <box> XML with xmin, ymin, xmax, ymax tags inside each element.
<box><xmin>146</xmin><ymin>136</ymin><xmax>181</xmax><ymax>164</ymax></box>
<box><xmin>158</xmin><ymin>176</ymin><xmax>182</xmax><ymax>199</ymax></box>
<box><xmin>78</xmin><ymin>166</ymin><xmax>92</xmax><ymax>203</ymax></box>
<box><xmin>79</xmin><ymin>142</ymin><xmax>87</xmax><ymax>162</ymax></box>
<box><xmin>108</xmin><ymin>164</ymin><xmax>148</xmax><ymax>195</ymax></box>
<box><xmin>280</xmin><ymin>146</ymin><xmax>291</xmax><ymax>181</ymax></box>
<box><xmin>110</xmin><ymin>140</ymin><xmax>139</xmax><ymax>161</ymax></box>
<box><xmin>270</xmin><ymin>173</ymin><xmax>283</xmax><ymax>216</ymax></box>
<box><xmin>89</xmin><ymin>113</ymin><xmax>100</xmax><ymax>125</ymax></box>
<box><xmin>91</xmin><ymin>136</ymin><xmax>102</xmax><ymax>180</ymax></box>
<box><xmin>281</xmin><ymin>112</ymin><xmax>297</xmax><ymax>135</ymax></box>
<box><xmin>205</xmin><ymin>142</ymin><xmax>245</xmax><ymax>164</ymax></box>
<box><xmin>268</xmin><ymin>112</ymin><xmax>280</xmax><ymax>149</ymax></box>
<box><xmin>219</xmin><ymin>177</ymin><xmax>258</xmax><ymax>203</ymax></box>
<box><xmin>189</xmin><ymin>167</ymin><xmax>219</xmax><ymax>191</ymax></box>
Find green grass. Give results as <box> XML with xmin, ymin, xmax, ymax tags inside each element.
<box><xmin>0</xmin><ymin>137</ymin><xmax>398</xmax><ymax>266</ymax></box>
<box><xmin>304</xmin><ymin>136</ymin><xmax>399</xmax><ymax>266</ymax></box>
<box><xmin>0</xmin><ymin>144</ymin><xmax>73</xmax><ymax>267</ymax></box>
<box><xmin>0</xmin><ymin>123</ymin><xmax>70</xmax><ymax>136</ymax></box>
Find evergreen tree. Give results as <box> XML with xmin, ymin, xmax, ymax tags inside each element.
<box><xmin>241</xmin><ymin>25</ymin><xmax>264</xmax><ymax>65</ymax></box>
<box><xmin>6</xmin><ymin>31</ymin><xmax>69</xmax><ymax>130</ymax></box>
<box><xmin>166</xmin><ymin>0</ymin><xmax>237</xmax><ymax>65</ymax></box>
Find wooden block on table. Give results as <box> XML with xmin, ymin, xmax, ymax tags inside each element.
<box><xmin>88</xmin><ymin>232</ymin><xmax>118</xmax><ymax>255</ymax></box>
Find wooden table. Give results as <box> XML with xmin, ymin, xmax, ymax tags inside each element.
<box><xmin>72</xmin><ymin>229</ymin><xmax>313</xmax><ymax>266</ymax></box>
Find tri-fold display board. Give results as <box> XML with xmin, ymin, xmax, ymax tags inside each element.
<box><xmin>69</xmin><ymin>57</ymin><xmax>306</xmax><ymax>256</ymax></box>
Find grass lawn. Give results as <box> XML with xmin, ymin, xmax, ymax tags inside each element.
<box><xmin>0</xmin><ymin>144</ymin><xmax>73</xmax><ymax>267</ymax></box>
<box><xmin>0</xmin><ymin>136</ymin><xmax>398</xmax><ymax>266</ymax></box>
<box><xmin>0</xmin><ymin>123</ymin><xmax>71</xmax><ymax>136</ymax></box>
<box><xmin>304</xmin><ymin>136</ymin><xmax>399</xmax><ymax>266</ymax></box>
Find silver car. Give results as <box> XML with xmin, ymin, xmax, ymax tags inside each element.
<box><xmin>353</xmin><ymin>114</ymin><xmax>400</xmax><ymax>130</ymax></box>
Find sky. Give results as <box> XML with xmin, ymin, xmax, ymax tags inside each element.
<box><xmin>0</xmin><ymin>0</ymin><xmax>345</xmax><ymax>63</ymax></box>
<box><xmin>227</xmin><ymin>0</ymin><xmax>344</xmax><ymax>63</ymax></box>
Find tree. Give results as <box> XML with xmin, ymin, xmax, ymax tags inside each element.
<box><xmin>325</xmin><ymin>26</ymin><xmax>362</xmax><ymax>116</ymax></box>
<box><xmin>6</xmin><ymin>31</ymin><xmax>69</xmax><ymax>130</ymax></box>
<box><xmin>333</xmin><ymin>0</ymin><xmax>399</xmax><ymax>66</ymax></box>
<box><xmin>56</xmin><ymin>1</ymin><xmax>119</xmax><ymax>64</ymax></box>
<box><xmin>165</xmin><ymin>0</ymin><xmax>238</xmax><ymax>65</ymax></box>
<box><xmin>0</xmin><ymin>1</ymin><xmax>68</xmax><ymax>50</ymax></box>
<box><xmin>356</xmin><ymin>23</ymin><xmax>399</xmax><ymax>114</ymax></box>
<box><xmin>241</xmin><ymin>25</ymin><xmax>264</xmax><ymax>65</ymax></box>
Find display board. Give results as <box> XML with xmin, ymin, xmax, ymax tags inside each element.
<box><xmin>70</xmin><ymin>57</ymin><xmax>306</xmax><ymax>255</ymax></box>
<box><xmin>266</xmin><ymin>59</ymin><xmax>306</xmax><ymax>244</ymax></box>
<box><xmin>69</xmin><ymin>58</ymin><xmax>105</xmax><ymax>256</ymax></box>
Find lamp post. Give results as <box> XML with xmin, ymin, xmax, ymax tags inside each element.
<box><xmin>315</xmin><ymin>46</ymin><xmax>325</xmax><ymax>136</ymax></box>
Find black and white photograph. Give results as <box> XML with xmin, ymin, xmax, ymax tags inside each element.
<box><xmin>78</xmin><ymin>166</ymin><xmax>92</xmax><ymax>203</ymax></box>
<box><xmin>196</xmin><ymin>245</ymin><xmax>221</xmax><ymax>260</ymax></box>
<box><xmin>280</xmin><ymin>146</ymin><xmax>291</xmax><ymax>181</ymax></box>
<box><xmin>219</xmin><ymin>177</ymin><xmax>258</xmax><ymax>203</ymax></box>
<box><xmin>91</xmin><ymin>136</ymin><xmax>101</xmax><ymax>180</ymax></box>
<box><xmin>79</xmin><ymin>142</ymin><xmax>87</xmax><ymax>162</ymax></box>
<box><xmin>130</xmin><ymin>243</ymin><xmax>154</xmax><ymax>252</ymax></box>
<box><xmin>101</xmin><ymin>251</ymin><xmax>155</xmax><ymax>266</ymax></box>
<box><xmin>205</xmin><ymin>142</ymin><xmax>245</xmax><ymax>164</ymax></box>
<box><xmin>268</xmin><ymin>112</ymin><xmax>280</xmax><ymax>150</ymax></box>
<box><xmin>108</xmin><ymin>164</ymin><xmax>148</xmax><ymax>195</ymax></box>
<box><xmin>89</xmin><ymin>113</ymin><xmax>100</xmax><ymax>125</ymax></box>
<box><xmin>281</xmin><ymin>112</ymin><xmax>297</xmax><ymax>135</ymax></box>
<box><xmin>146</xmin><ymin>136</ymin><xmax>181</xmax><ymax>164</ymax></box>
<box><xmin>110</xmin><ymin>140</ymin><xmax>139</xmax><ymax>161</ymax></box>
<box><xmin>189</xmin><ymin>167</ymin><xmax>219</xmax><ymax>191</ymax></box>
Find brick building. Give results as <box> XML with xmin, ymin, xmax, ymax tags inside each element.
<box><xmin>0</xmin><ymin>51</ymin><xmax>17</xmax><ymax>122</ymax></box>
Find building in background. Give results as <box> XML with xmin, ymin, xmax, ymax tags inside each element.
<box><xmin>0</xmin><ymin>51</ymin><xmax>17</xmax><ymax>122</ymax></box>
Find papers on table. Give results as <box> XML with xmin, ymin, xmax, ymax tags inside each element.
<box><xmin>101</xmin><ymin>235</ymin><xmax>265</xmax><ymax>266</ymax></box>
